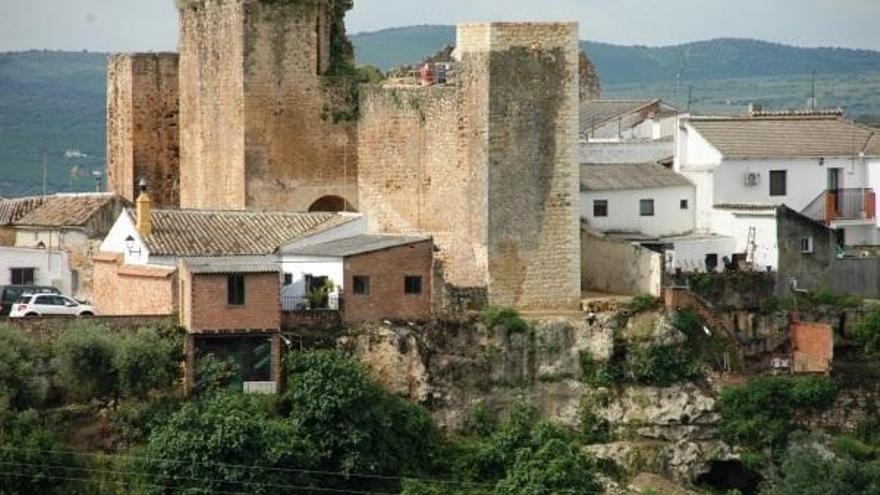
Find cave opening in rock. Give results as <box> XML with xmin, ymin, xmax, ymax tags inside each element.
<box><xmin>696</xmin><ymin>460</ymin><xmax>762</xmax><ymax>494</ymax></box>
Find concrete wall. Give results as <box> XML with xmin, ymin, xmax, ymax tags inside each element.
<box><xmin>92</xmin><ymin>254</ymin><xmax>176</xmax><ymax>316</ymax></box>
<box><xmin>106</xmin><ymin>53</ymin><xmax>180</xmax><ymax>207</ymax></box>
<box><xmin>776</xmin><ymin>206</ymin><xmax>836</xmax><ymax>293</ymax></box>
<box><xmin>581</xmin><ymin>229</ymin><xmax>662</xmax><ymax>296</ymax></box>
<box><xmin>343</xmin><ymin>241</ymin><xmax>433</xmax><ymax>323</ymax></box>
<box><xmin>178</xmin><ymin>0</ymin><xmax>357</xmax><ymax>211</ymax></box>
<box><xmin>582</xmin><ymin>185</ymin><xmax>695</xmax><ymax>238</ymax></box>
<box><xmin>184</xmin><ymin>270</ymin><xmax>281</xmax><ymax>333</ymax></box>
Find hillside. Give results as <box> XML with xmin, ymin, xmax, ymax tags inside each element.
<box><xmin>2</xmin><ymin>28</ymin><xmax>880</xmax><ymax>197</ymax></box>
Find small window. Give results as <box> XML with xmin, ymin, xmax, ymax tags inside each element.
<box><xmin>770</xmin><ymin>170</ymin><xmax>787</xmax><ymax>196</ymax></box>
<box><xmin>404</xmin><ymin>276</ymin><xmax>422</xmax><ymax>295</ymax></box>
<box><xmin>680</xmin><ymin>199</ymin><xmax>689</xmax><ymax>210</ymax></box>
<box><xmin>283</xmin><ymin>273</ymin><xmax>293</xmax><ymax>286</ymax></box>
<box><xmin>71</xmin><ymin>270</ymin><xmax>79</xmax><ymax>292</ymax></box>
<box><xmin>593</xmin><ymin>200</ymin><xmax>608</xmax><ymax>217</ymax></box>
<box><xmin>227</xmin><ymin>274</ymin><xmax>246</xmax><ymax>306</ymax></box>
<box><xmin>353</xmin><ymin>276</ymin><xmax>370</xmax><ymax>295</ymax></box>
<box><xmin>10</xmin><ymin>268</ymin><xmax>35</xmax><ymax>285</ymax></box>
<box><xmin>639</xmin><ymin>199</ymin><xmax>655</xmax><ymax>217</ymax></box>
<box><xmin>801</xmin><ymin>236</ymin><xmax>814</xmax><ymax>254</ymax></box>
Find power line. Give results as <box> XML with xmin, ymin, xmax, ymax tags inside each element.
<box><xmin>0</xmin><ymin>446</ymin><xmax>494</xmax><ymax>490</ymax></box>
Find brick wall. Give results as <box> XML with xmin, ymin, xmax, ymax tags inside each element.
<box><xmin>187</xmin><ymin>271</ymin><xmax>280</xmax><ymax>332</ymax></box>
<box><xmin>791</xmin><ymin>321</ymin><xmax>833</xmax><ymax>373</ymax></box>
<box><xmin>107</xmin><ymin>53</ymin><xmax>180</xmax><ymax>207</ymax></box>
<box><xmin>92</xmin><ymin>255</ymin><xmax>176</xmax><ymax>316</ymax></box>
<box><xmin>343</xmin><ymin>241</ymin><xmax>433</xmax><ymax>323</ymax></box>
<box><xmin>178</xmin><ymin>0</ymin><xmax>357</xmax><ymax>212</ymax></box>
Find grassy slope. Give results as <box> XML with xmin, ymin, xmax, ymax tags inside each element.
<box><xmin>2</xmin><ymin>28</ymin><xmax>880</xmax><ymax>197</ymax></box>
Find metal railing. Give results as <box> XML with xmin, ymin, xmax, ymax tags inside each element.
<box><xmin>282</xmin><ymin>294</ymin><xmax>341</xmax><ymax>312</ymax></box>
<box><xmin>801</xmin><ymin>188</ymin><xmax>876</xmax><ymax>224</ymax></box>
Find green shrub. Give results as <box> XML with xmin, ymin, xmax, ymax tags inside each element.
<box><xmin>834</xmin><ymin>435</ymin><xmax>877</xmax><ymax>461</ymax></box>
<box><xmin>626</xmin><ymin>294</ymin><xmax>659</xmax><ymax>314</ymax></box>
<box><xmin>113</xmin><ymin>328</ymin><xmax>182</xmax><ymax>399</ymax></box>
<box><xmin>626</xmin><ymin>343</ymin><xmax>702</xmax><ymax>387</ymax></box>
<box><xmin>855</xmin><ymin>307</ymin><xmax>880</xmax><ymax>358</ymax></box>
<box><xmin>54</xmin><ymin>323</ymin><xmax>117</xmax><ymax>401</ymax></box>
<box><xmin>0</xmin><ymin>327</ymin><xmax>43</xmax><ymax>410</ymax></box>
<box><xmin>194</xmin><ymin>354</ymin><xmax>242</xmax><ymax>396</ymax></box>
<box><xmin>0</xmin><ymin>407</ymin><xmax>78</xmax><ymax>495</ymax></box>
<box><xmin>764</xmin><ymin>443</ymin><xmax>880</xmax><ymax>495</ymax></box>
<box><xmin>578</xmin><ymin>351</ymin><xmax>620</xmax><ymax>388</ymax></box>
<box><xmin>481</xmin><ymin>307</ymin><xmax>529</xmax><ymax>334</ymax></box>
<box><xmin>111</xmin><ymin>396</ymin><xmax>182</xmax><ymax>447</ymax></box>
<box><xmin>719</xmin><ymin>376</ymin><xmax>839</xmax><ymax>463</ymax></box>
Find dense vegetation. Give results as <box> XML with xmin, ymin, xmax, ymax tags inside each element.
<box><xmin>0</xmin><ymin>323</ymin><xmax>601</xmax><ymax>494</ymax></box>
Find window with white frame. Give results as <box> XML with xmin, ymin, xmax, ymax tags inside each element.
<box><xmin>801</xmin><ymin>236</ymin><xmax>814</xmax><ymax>254</ymax></box>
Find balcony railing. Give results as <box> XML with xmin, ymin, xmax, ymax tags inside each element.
<box><xmin>801</xmin><ymin>188</ymin><xmax>876</xmax><ymax>224</ymax></box>
<box><xmin>282</xmin><ymin>294</ymin><xmax>341</xmax><ymax>312</ymax></box>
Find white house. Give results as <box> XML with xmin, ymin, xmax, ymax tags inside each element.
<box><xmin>675</xmin><ymin>112</ymin><xmax>880</xmax><ymax>270</ymax></box>
<box><xmin>581</xmin><ymin>163</ymin><xmax>695</xmax><ymax>239</ymax></box>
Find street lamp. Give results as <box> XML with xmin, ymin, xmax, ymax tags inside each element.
<box><xmin>124</xmin><ymin>235</ymin><xmax>142</xmax><ymax>256</ymax></box>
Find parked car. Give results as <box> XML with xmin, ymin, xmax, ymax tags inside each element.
<box><xmin>0</xmin><ymin>285</ymin><xmax>60</xmax><ymax>316</ymax></box>
<box><xmin>8</xmin><ymin>293</ymin><xmax>96</xmax><ymax>318</ymax></box>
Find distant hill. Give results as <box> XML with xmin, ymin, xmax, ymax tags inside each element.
<box><xmin>1</xmin><ymin>28</ymin><xmax>880</xmax><ymax>197</ymax></box>
<box><xmin>352</xmin><ymin>26</ymin><xmax>880</xmax><ymax>84</ymax></box>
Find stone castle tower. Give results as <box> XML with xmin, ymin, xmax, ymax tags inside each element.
<box><xmin>358</xmin><ymin>23</ymin><xmax>582</xmax><ymax>311</ymax></box>
<box><xmin>106</xmin><ymin>53</ymin><xmax>180</xmax><ymax>207</ymax></box>
<box><xmin>108</xmin><ymin>0</ymin><xmax>358</xmax><ymax>212</ymax></box>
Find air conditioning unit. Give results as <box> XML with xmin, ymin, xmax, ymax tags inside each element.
<box><xmin>743</xmin><ymin>172</ymin><xmax>760</xmax><ymax>187</ymax></box>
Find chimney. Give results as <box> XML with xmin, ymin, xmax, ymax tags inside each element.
<box><xmin>136</xmin><ymin>178</ymin><xmax>152</xmax><ymax>238</ymax></box>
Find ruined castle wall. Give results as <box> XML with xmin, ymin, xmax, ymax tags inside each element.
<box><xmin>460</xmin><ymin>23</ymin><xmax>582</xmax><ymax>311</ymax></box>
<box><xmin>178</xmin><ymin>0</ymin><xmax>356</xmax><ymax>212</ymax></box>
<box><xmin>106</xmin><ymin>53</ymin><xmax>180</xmax><ymax>207</ymax></box>
<box><xmin>241</xmin><ymin>1</ymin><xmax>358</xmax><ymax>212</ymax></box>
<box><xmin>178</xmin><ymin>0</ymin><xmax>247</xmax><ymax>209</ymax></box>
<box><xmin>358</xmin><ymin>85</ymin><xmax>488</xmax><ymax>288</ymax></box>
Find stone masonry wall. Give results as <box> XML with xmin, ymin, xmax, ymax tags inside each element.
<box><xmin>178</xmin><ymin>0</ymin><xmax>247</xmax><ymax>209</ymax></box>
<box><xmin>107</xmin><ymin>53</ymin><xmax>180</xmax><ymax>208</ymax></box>
<box><xmin>357</xmin><ymin>86</ymin><xmax>488</xmax><ymax>288</ymax></box>
<box><xmin>92</xmin><ymin>256</ymin><xmax>176</xmax><ymax>316</ymax></box>
<box><xmin>465</xmin><ymin>23</ymin><xmax>582</xmax><ymax>311</ymax></box>
<box><xmin>178</xmin><ymin>0</ymin><xmax>357</xmax><ymax>212</ymax></box>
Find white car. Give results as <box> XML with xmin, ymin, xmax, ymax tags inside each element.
<box><xmin>9</xmin><ymin>293</ymin><xmax>96</xmax><ymax>318</ymax></box>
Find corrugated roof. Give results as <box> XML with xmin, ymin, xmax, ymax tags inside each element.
<box><xmin>580</xmin><ymin>163</ymin><xmax>693</xmax><ymax>191</ymax></box>
<box><xmin>688</xmin><ymin>116</ymin><xmax>880</xmax><ymax>158</ymax></box>
<box><xmin>580</xmin><ymin>138</ymin><xmax>674</xmax><ymax>165</ymax></box>
<box><xmin>181</xmin><ymin>256</ymin><xmax>279</xmax><ymax>274</ymax></box>
<box><xmin>13</xmin><ymin>193</ymin><xmax>119</xmax><ymax>228</ymax></box>
<box><xmin>141</xmin><ymin>209</ymin><xmax>358</xmax><ymax>257</ymax></box>
<box><xmin>580</xmin><ymin>99</ymin><xmax>658</xmax><ymax>132</ymax></box>
<box><xmin>287</xmin><ymin>234</ymin><xmax>431</xmax><ymax>257</ymax></box>
<box><xmin>0</xmin><ymin>196</ymin><xmax>50</xmax><ymax>225</ymax></box>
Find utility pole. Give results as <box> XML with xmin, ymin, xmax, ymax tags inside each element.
<box><xmin>687</xmin><ymin>85</ymin><xmax>693</xmax><ymax>113</ymax></box>
<box><xmin>811</xmin><ymin>70</ymin><xmax>817</xmax><ymax>111</ymax></box>
<box><xmin>42</xmin><ymin>150</ymin><xmax>48</xmax><ymax>196</ymax></box>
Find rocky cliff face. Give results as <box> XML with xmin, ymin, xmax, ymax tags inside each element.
<box><xmin>337</xmin><ymin>311</ymin><xmax>734</xmax><ymax>484</ymax></box>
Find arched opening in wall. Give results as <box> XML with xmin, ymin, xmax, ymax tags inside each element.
<box><xmin>308</xmin><ymin>196</ymin><xmax>353</xmax><ymax>213</ymax></box>
<box><xmin>696</xmin><ymin>460</ymin><xmax>762</xmax><ymax>495</ymax></box>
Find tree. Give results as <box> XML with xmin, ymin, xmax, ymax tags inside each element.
<box><xmin>495</xmin><ymin>433</ymin><xmax>600</xmax><ymax>495</ymax></box>
<box><xmin>53</xmin><ymin>323</ymin><xmax>117</xmax><ymax>401</ymax></box>
<box><xmin>113</xmin><ymin>328</ymin><xmax>181</xmax><ymax>399</ymax></box>
<box><xmin>0</xmin><ymin>327</ymin><xmax>42</xmax><ymax>410</ymax></box>
<box><xmin>135</xmin><ymin>392</ymin><xmax>308</xmax><ymax>495</ymax></box>
<box><xmin>765</xmin><ymin>444</ymin><xmax>880</xmax><ymax>495</ymax></box>
<box><xmin>0</xmin><ymin>407</ymin><xmax>76</xmax><ymax>495</ymax></box>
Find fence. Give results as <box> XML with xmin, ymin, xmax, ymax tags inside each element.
<box><xmin>282</xmin><ymin>294</ymin><xmax>341</xmax><ymax>312</ymax></box>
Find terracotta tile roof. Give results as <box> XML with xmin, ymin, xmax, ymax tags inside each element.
<box><xmin>580</xmin><ymin>163</ymin><xmax>692</xmax><ymax>191</ymax></box>
<box><xmin>0</xmin><ymin>196</ymin><xmax>49</xmax><ymax>225</ymax></box>
<box><xmin>287</xmin><ymin>234</ymin><xmax>431</xmax><ymax>257</ymax></box>
<box><xmin>688</xmin><ymin>116</ymin><xmax>880</xmax><ymax>158</ymax></box>
<box><xmin>13</xmin><ymin>193</ymin><xmax>120</xmax><ymax>228</ymax></box>
<box><xmin>140</xmin><ymin>209</ymin><xmax>359</xmax><ymax>257</ymax></box>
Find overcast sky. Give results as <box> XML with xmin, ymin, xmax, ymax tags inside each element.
<box><xmin>1</xmin><ymin>0</ymin><xmax>879</xmax><ymax>53</ymax></box>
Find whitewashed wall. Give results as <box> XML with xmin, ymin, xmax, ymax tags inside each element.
<box><xmin>581</xmin><ymin>185</ymin><xmax>695</xmax><ymax>238</ymax></box>
<box><xmin>668</xmin><ymin>236</ymin><xmax>738</xmax><ymax>273</ymax></box>
<box><xmin>0</xmin><ymin>247</ymin><xmax>72</xmax><ymax>294</ymax></box>
<box><xmin>280</xmin><ymin>256</ymin><xmax>344</xmax><ymax>302</ymax></box>
<box><xmin>711</xmin><ymin>209</ymin><xmax>779</xmax><ymax>270</ymax></box>
<box><xmin>99</xmin><ymin>212</ymin><xmax>151</xmax><ymax>265</ymax></box>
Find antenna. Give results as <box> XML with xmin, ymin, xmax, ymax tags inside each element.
<box><xmin>42</xmin><ymin>150</ymin><xmax>48</xmax><ymax>196</ymax></box>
